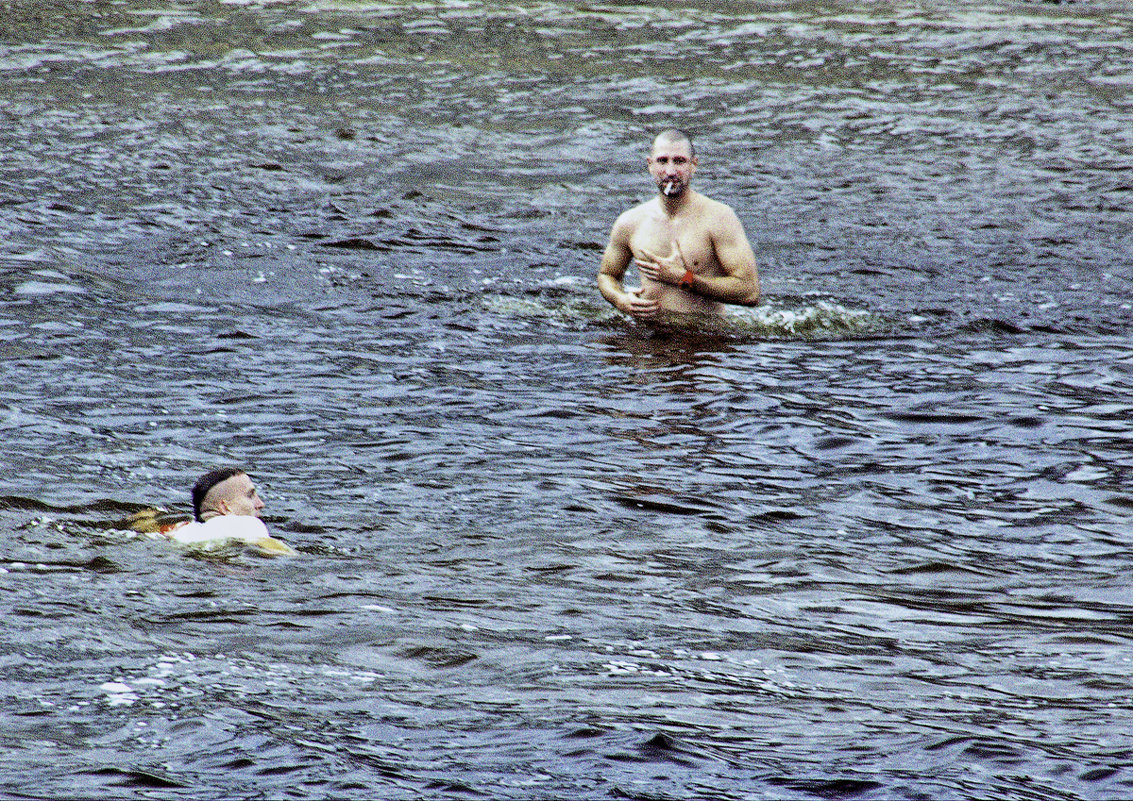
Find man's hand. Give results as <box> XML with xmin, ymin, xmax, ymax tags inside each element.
<box><xmin>619</xmin><ymin>290</ymin><xmax>661</xmax><ymax>319</ymax></box>
<box><xmin>635</xmin><ymin>239</ymin><xmax>687</xmax><ymax>286</ymax></box>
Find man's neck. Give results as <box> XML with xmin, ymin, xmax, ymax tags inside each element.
<box><xmin>659</xmin><ymin>189</ymin><xmax>693</xmax><ymax>216</ymax></box>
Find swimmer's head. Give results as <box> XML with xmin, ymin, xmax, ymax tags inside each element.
<box><xmin>192</xmin><ymin>467</ymin><xmax>264</xmax><ymax>521</ymax></box>
<box><xmin>648</xmin><ymin>128</ymin><xmax>697</xmax><ymax>199</ymax></box>
<box><xmin>651</xmin><ymin>128</ymin><xmax>696</xmax><ymax>160</ymax></box>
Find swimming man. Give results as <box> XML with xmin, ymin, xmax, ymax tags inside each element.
<box><xmin>597</xmin><ymin>129</ymin><xmax>761</xmax><ymax>320</ymax></box>
<box><xmin>164</xmin><ymin>467</ymin><xmax>294</xmax><ymax>555</ymax></box>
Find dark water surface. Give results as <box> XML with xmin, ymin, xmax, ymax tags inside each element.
<box><xmin>2</xmin><ymin>0</ymin><xmax>1133</xmax><ymax>798</ymax></box>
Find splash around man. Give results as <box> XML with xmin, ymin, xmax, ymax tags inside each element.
<box><xmin>597</xmin><ymin>129</ymin><xmax>761</xmax><ymax>320</ymax></box>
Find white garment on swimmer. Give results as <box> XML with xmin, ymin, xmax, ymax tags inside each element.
<box><xmin>168</xmin><ymin>515</ymin><xmax>271</xmax><ymax>545</ymax></box>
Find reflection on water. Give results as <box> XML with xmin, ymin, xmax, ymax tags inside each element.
<box><xmin>2</xmin><ymin>0</ymin><xmax>1133</xmax><ymax>798</ymax></box>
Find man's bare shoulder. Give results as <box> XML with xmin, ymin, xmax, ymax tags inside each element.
<box><xmin>693</xmin><ymin>192</ymin><xmax>740</xmax><ymax>223</ymax></box>
<box><xmin>615</xmin><ymin>198</ymin><xmax>657</xmax><ymax>226</ymax></box>
<box><xmin>610</xmin><ymin>198</ymin><xmax>656</xmax><ymax>243</ymax></box>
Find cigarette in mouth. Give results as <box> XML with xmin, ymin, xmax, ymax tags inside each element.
<box><xmin>664</xmin><ymin>181</ymin><xmax>675</xmax><ymax>195</ymax></box>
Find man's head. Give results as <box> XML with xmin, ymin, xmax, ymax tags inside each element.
<box><xmin>648</xmin><ymin>129</ymin><xmax>697</xmax><ymax>198</ymax></box>
<box><xmin>192</xmin><ymin>468</ymin><xmax>264</xmax><ymax>522</ymax></box>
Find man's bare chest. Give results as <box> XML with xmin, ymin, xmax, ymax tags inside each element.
<box><xmin>630</xmin><ymin>220</ymin><xmax>718</xmax><ymax>274</ymax></box>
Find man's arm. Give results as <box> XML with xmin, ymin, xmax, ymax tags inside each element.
<box><xmin>597</xmin><ymin>216</ymin><xmax>661</xmax><ymax>319</ymax></box>
<box><xmin>636</xmin><ymin>206</ymin><xmax>761</xmax><ymax>306</ymax></box>
<box><xmin>703</xmin><ymin>206</ymin><xmax>760</xmax><ymax>304</ymax></box>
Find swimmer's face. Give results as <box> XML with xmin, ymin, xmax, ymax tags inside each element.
<box><xmin>205</xmin><ymin>472</ymin><xmax>265</xmax><ymax>518</ymax></box>
<box><xmin>648</xmin><ymin>138</ymin><xmax>697</xmax><ymax>198</ymax></box>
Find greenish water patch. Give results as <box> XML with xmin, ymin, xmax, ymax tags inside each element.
<box><xmin>486</xmin><ymin>291</ymin><xmax>883</xmax><ymax>340</ymax></box>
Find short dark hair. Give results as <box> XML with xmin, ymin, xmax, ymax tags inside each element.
<box><xmin>654</xmin><ymin>128</ymin><xmax>695</xmax><ymax>158</ymax></box>
<box><xmin>192</xmin><ymin>467</ymin><xmax>245</xmax><ymax>522</ymax></box>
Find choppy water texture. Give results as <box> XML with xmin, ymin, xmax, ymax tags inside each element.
<box><xmin>2</xmin><ymin>0</ymin><xmax>1133</xmax><ymax>798</ymax></box>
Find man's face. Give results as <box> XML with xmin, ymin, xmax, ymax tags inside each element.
<box><xmin>207</xmin><ymin>473</ymin><xmax>265</xmax><ymax>517</ymax></box>
<box><xmin>648</xmin><ymin>139</ymin><xmax>697</xmax><ymax>197</ymax></box>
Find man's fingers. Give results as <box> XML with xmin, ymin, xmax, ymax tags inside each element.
<box><xmin>634</xmin><ymin>258</ymin><xmax>659</xmax><ymax>277</ymax></box>
<box><xmin>624</xmin><ymin>292</ymin><xmax>658</xmax><ymax>318</ymax></box>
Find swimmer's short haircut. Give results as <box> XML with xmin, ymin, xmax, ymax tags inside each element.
<box><xmin>192</xmin><ymin>467</ymin><xmax>245</xmax><ymax>522</ymax></box>
<box><xmin>653</xmin><ymin>128</ymin><xmax>695</xmax><ymax>158</ymax></box>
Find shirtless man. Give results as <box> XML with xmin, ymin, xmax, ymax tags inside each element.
<box><xmin>597</xmin><ymin>129</ymin><xmax>760</xmax><ymax>320</ymax></box>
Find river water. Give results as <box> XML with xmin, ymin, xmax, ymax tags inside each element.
<box><xmin>2</xmin><ymin>0</ymin><xmax>1132</xmax><ymax>798</ymax></box>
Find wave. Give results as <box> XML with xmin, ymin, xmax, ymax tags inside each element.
<box><xmin>483</xmin><ymin>283</ymin><xmax>885</xmax><ymax>341</ymax></box>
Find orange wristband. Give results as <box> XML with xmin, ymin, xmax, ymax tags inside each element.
<box><xmin>679</xmin><ymin>269</ymin><xmax>695</xmax><ymax>289</ymax></box>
